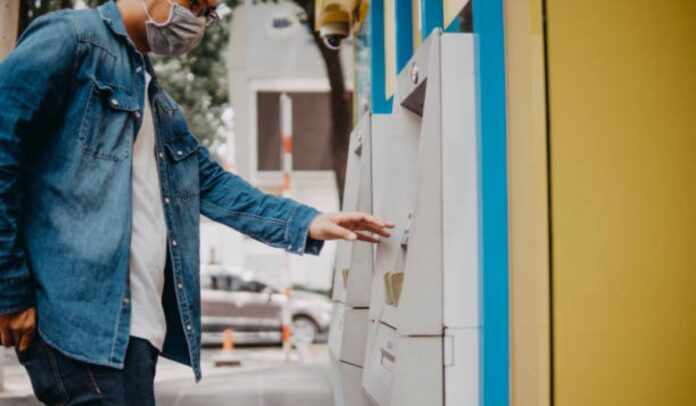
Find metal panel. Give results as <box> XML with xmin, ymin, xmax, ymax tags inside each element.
<box><xmin>330</xmin><ymin>355</ymin><xmax>373</xmax><ymax>406</ymax></box>
<box><xmin>328</xmin><ymin>303</ymin><xmax>370</xmax><ymax>366</ymax></box>
<box><xmin>362</xmin><ymin>321</ymin><xmax>443</xmax><ymax>406</ymax></box>
<box><xmin>362</xmin><ymin>32</ymin><xmax>481</xmax><ymax>405</ymax></box>
<box><xmin>330</xmin><ymin>113</ymin><xmax>392</xmax><ymax>406</ymax></box>
<box><xmin>332</xmin><ymin>114</ymin><xmax>376</xmax><ymax>307</ymax></box>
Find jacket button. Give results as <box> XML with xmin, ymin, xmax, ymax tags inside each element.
<box><xmin>177</xmin><ymin>150</ymin><xmax>183</xmax><ymax>156</ymax></box>
<box><xmin>177</xmin><ymin>283</ymin><xmax>183</xmax><ymax>289</ymax></box>
<box><xmin>134</xmin><ymin>111</ymin><xmax>141</xmax><ymax>118</ymax></box>
<box><xmin>164</xmin><ymin>197</ymin><xmax>170</xmax><ymax>204</ymax></box>
<box><xmin>172</xmin><ymin>240</ymin><xmax>178</xmax><ymax>246</ymax></box>
<box><xmin>158</xmin><ymin>152</ymin><xmax>164</xmax><ymax>158</ymax></box>
<box><xmin>110</xmin><ymin>99</ymin><xmax>119</xmax><ymax>106</ymax></box>
<box><xmin>186</xmin><ymin>324</ymin><xmax>192</xmax><ymax>331</ymax></box>
<box><xmin>123</xmin><ymin>297</ymin><xmax>130</xmax><ymax>304</ymax></box>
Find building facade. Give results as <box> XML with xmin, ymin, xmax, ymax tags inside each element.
<box><xmin>317</xmin><ymin>0</ymin><xmax>696</xmax><ymax>405</ymax></box>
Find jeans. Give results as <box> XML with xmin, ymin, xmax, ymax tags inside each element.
<box><xmin>16</xmin><ymin>335</ymin><xmax>159</xmax><ymax>405</ymax></box>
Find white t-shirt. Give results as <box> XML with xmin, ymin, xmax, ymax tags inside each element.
<box><xmin>129</xmin><ymin>73</ymin><xmax>168</xmax><ymax>351</ymax></box>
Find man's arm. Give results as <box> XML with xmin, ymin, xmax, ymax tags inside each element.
<box><xmin>0</xmin><ymin>13</ymin><xmax>79</xmax><ymax>314</ymax></box>
<box><xmin>197</xmin><ymin>144</ymin><xmax>325</xmax><ymax>256</ymax></box>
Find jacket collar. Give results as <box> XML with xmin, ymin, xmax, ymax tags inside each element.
<box><xmin>97</xmin><ymin>1</ymin><xmax>164</xmax><ymax>94</ymax></box>
<box><xmin>97</xmin><ymin>1</ymin><xmax>130</xmax><ymax>40</ymax></box>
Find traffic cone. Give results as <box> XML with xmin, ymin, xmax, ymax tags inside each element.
<box><xmin>213</xmin><ymin>328</ymin><xmax>242</xmax><ymax>367</ymax></box>
<box><xmin>222</xmin><ymin>328</ymin><xmax>235</xmax><ymax>352</ymax></box>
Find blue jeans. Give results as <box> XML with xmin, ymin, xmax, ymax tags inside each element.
<box><xmin>16</xmin><ymin>335</ymin><xmax>159</xmax><ymax>405</ymax></box>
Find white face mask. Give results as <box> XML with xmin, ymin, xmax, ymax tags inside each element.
<box><xmin>141</xmin><ymin>0</ymin><xmax>206</xmax><ymax>56</ymax></box>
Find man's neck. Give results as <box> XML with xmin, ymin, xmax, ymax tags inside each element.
<box><xmin>117</xmin><ymin>0</ymin><xmax>150</xmax><ymax>54</ymax></box>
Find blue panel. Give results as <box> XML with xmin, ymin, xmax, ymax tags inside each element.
<box><xmin>394</xmin><ymin>0</ymin><xmax>414</xmax><ymax>72</ymax></box>
<box><xmin>420</xmin><ymin>0</ymin><xmax>443</xmax><ymax>41</ymax></box>
<box><xmin>472</xmin><ymin>1</ymin><xmax>510</xmax><ymax>405</ymax></box>
<box><xmin>370</xmin><ymin>0</ymin><xmax>390</xmax><ymax>114</ymax></box>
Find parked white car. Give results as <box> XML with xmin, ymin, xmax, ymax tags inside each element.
<box><xmin>200</xmin><ymin>269</ymin><xmax>332</xmax><ymax>346</ymax></box>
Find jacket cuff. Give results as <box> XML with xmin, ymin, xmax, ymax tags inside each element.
<box><xmin>0</xmin><ymin>275</ymin><xmax>35</xmax><ymax>314</ymax></box>
<box><xmin>286</xmin><ymin>204</ymin><xmax>325</xmax><ymax>256</ymax></box>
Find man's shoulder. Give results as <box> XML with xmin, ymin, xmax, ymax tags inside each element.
<box><xmin>62</xmin><ymin>8</ymin><xmax>111</xmax><ymax>41</ymax></box>
<box><xmin>33</xmin><ymin>7</ymin><xmax>112</xmax><ymax>46</ymax></box>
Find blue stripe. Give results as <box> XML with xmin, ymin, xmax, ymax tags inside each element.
<box><xmin>445</xmin><ymin>16</ymin><xmax>460</xmax><ymax>33</ymax></box>
<box><xmin>420</xmin><ymin>0</ymin><xmax>443</xmax><ymax>41</ymax></box>
<box><xmin>370</xmin><ymin>0</ymin><xmax>390</xmax><ymax>114</ymax></box>
<box><xmin>472</xmin><ymin>1</ymin><xmax>510</xmax><ymax>405</ymax></box>
<box><xmin>394</xmin><ymin>0</ymin><xmax>414</xmax><ymax>71</ymax></box>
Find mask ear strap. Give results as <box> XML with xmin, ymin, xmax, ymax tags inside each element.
<box><xmin>141</xmin><ymin>0</ymin><xmax>155</xmax><ymax>20</ymax></box>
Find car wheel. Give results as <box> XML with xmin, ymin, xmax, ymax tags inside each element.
<box><xmin>291</xmin><ymin>316</ymin><xmax>318</xmax><ymax>346</ymax></box>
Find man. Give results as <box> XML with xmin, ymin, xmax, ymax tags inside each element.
<box><xmin>0</xmin><ymin>0</ymin><xmax>393</xmax><ymax>404</ymax></box>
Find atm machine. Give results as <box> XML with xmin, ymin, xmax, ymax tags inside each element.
<box><xmin>329</xmin><ymin>113</ymin><xmax>391</xmax><ymax>406</ymax></box>
<box><xmin>361</xmin><ymin>31</ymin><xmax>480</xmax><ymax>406</ymax></box>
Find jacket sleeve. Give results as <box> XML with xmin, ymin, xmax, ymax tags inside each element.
<box><xmin>0</xmin><ymin>13</ymin><xmax>79</xmax><ymax>313</ymax></box>
<box><xmin>197</xmin><ymin>143</ymin><xmax>325</xmax><ymax>256</ymax></box>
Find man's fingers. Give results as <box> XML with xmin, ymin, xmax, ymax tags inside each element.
<box><xmin>327</xmin><ymin>222</ymin><xmax>357</xmax><ymax>241</ymax></box>
<box><xmin>0</xmin><ymin>327</ymin><xmax>14</xmax><ymax>348</ymax></box>
<box><xmin>17</xmin><ymin>329</ymin><xmax>34</xmax><ymax>352</ymax></box>
<box><xmin>336</xmin><ymin>213</ymin><xmax>394</xmax><ymax>237</ymax></box>
<box><xmin>357</xmin><ymin>222</ymin><xmax>392</xmax><ymax>238</ymax></box>
<box><xmin>341</xmin><ymin>218</ymin><xmax>391</xmax><ymax>238</ymax></box>
<box><xmin>361</xmin><ymin>213</ymin><xmax>394</xmax><ymax>228</ymax></box>
<box><xmin>354</xmin><ymin>231</ymin><xmax>380</xmax><ymax>243</ymax></box>
<box><xmin>337</xmin><ymin>212</ymin><xmax>394</xmax><ymax>228</ymax></box>
<box><xmin>11</xmin><ymin>329</ymin><xmax>23</xmax><ymax>350</ymax></box>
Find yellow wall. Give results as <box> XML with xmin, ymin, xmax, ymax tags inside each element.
<box><xmin>547</xmin><ymin>1</ymin><xmax>696</xmax><ymax>405</ymax></box>
<box><xmin>384</xmin><ymin>0</ymin><xmax>396</xmax><ymax>98</ymax></box>
<box><xmin>444</xmin><ymin>0</ymin><xmax>466</xmax><ymax>26</ymax></box>
<box><xmin>412</xmin><ymin>0</ymin><xmax>422</xmax><ymax>50</ymax></box>
<box><xmin>504</xmin><ymin>0</ymin><xmax>550</xmax><ymax>404</ymax></box>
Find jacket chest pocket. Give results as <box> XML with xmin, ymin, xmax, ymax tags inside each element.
<box><xmin>165</xmin><ymin>135</ymin><xmax>200</xmax><ymax>202</ymax></box>
<box><xmin>79</xmin><ymin>79</ymin><xmax>138</xmax><ymax>162</ymax></box>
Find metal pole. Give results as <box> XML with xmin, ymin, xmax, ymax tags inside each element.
<box><xmin>279</xmin><ymin>93</ymin><xmax>293</xmax><ymax>361</ymax></box>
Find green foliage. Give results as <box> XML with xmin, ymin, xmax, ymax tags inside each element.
<box><xmin>148</xmin><ymin>0</ymin><xmax>240</xmax><ymax>159</ymax></box>
<box><xmin>23</xmin><ymin>0</ymin><xmax>343</xmax><ymax>167</ymax></box>
<box><xmin>24</xmin><ymin>0</ymin><xmax>241</xmax><ymax>162</ymax></box>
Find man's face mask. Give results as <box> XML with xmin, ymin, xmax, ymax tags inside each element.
<box><xmin>141</xmin><ymin>0</ymin><xmax>206</xmax><ymax>56</ymax></box>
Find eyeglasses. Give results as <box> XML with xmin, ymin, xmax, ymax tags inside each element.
<box><xmin>189</xmin><ymin>0</ymin><xmax>219</xmax><ymax>27</ymax></box>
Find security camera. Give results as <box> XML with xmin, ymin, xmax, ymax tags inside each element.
<box><xmin>320</xmin><ymin>21</ymin><xmax>350</xmax><ymax>51</ymax></box>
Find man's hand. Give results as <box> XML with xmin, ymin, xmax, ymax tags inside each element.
<box><xmin>308</xmin><ymin>212</ymin><xmax>395</xmax><ymax>243</ymax></box>
<box><xmin>0</xmin><ymin>306</ymin><xmax>36</xmax><ymax>351</ymax></box>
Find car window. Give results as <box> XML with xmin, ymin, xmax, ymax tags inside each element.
<box><xmin>210</xmin><ymin>275</ymin><xmax>233</xmax><ymax>291</ymax></box>
<box><xmin>228</xmin><ymin>275</ymin><xmax>244</xmax><ymax>291</ymax></box>
<box><xmin>208</xmin><ymin>274</ymin><xmax>270</xmax><ymax>293</ymax></box>
<box><xmin>201</xmin><ymin>274</ymin><xmax>213</xmax><ymax>290</ymax></box>
<box><xmin>237</xmin><ymin>279</ymin><xmax>267</xmax><ymax>293</ymax></box>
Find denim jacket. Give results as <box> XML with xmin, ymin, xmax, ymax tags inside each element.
<box><xmin>0</xmin><ymin>1</ymin><xmax>324</xmax><ymax>382</ymax></box>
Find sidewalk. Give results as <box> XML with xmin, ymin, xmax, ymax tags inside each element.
<box><xmin>0</xmin><ymin>348</ymin><xmax>38</xmax><ymax>405</ymax></box>
<box><xmin>0</xmin><ymin>345</ymin><xmax>333</xmax><ymax>406</ymax></box>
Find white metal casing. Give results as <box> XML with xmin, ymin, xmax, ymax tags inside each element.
<box><xmin>330</xmin><ymin>354</ymin><xmax>373</xmax><ymax>406</ymax></box>
<box><xmin>331</xmin><ymin>114</ymin><xmax>392</xmax><ymax>307</ymax></box>
<box><xmin>361</xmin><ymin>31</ymin><xmax>480</xmax><ymax>405</ymax></box>
<box><xmin>328</xmin><ymin>303</ymin><xmax>369</xmax><ymax>366</ymax></box>
<box><xmin>329</xmin><ymin>113</ymin><xmax>391</xmax><ymax>406</ymax></box>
